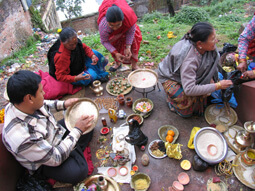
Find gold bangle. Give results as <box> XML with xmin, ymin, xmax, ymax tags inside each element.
<box><xmin>253</xmin><ymin>70</ymin><xmax>255</xmax><ymax>75</ymax></box>
<box><xmin>215</xmin><ymin>82</ymin><xmax>222</xmax><ymax>90</ymax></box>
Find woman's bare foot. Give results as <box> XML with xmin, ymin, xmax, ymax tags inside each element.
<box><xmin>131</xmin><ymin>60</ymin><xmax>140</xmax><ymax>71</ymax></box>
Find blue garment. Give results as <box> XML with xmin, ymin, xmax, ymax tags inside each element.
<box><xmin>72</xmin><ymin>50</ymin><xmax>108</xmax><ymax>86</ymax></box>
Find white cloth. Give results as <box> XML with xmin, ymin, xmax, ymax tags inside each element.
<box><xmin>97</xmin><ymin>125</ymin><xmax>136</xmax><ymax>183</ymax></box>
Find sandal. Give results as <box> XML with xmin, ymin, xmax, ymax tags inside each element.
<box><xmin>109</xmin><ymin>64</ymin><xmax>122</xmax><ymax>72</ymax></box>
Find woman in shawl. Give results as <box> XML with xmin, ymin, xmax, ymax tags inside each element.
<box><xmin>48</xmin><ymin>27</ymin><xmax>109</xmax><ymax>86</ymax></box>
<box><xmin>157</xmin><ymin>22</ymin><xmax>233</xmax><ymax>117</ymax></box>
<box><xmin>97</xmin><ymin>0</ymin><xmax>142</xmax><ymax>72</ymax></box>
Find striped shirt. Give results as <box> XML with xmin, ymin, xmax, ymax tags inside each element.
<box><xmin>98</xmin><ymin>17</ymin><xmax>136</xmax><ymax>53</ymax></box>
<box><xmin>238</xmin><ymin>16</ymin><xmax>255</xmax><ymax>59</ymax></box>
<box><xmin>2</xmin><ymin>100</ymin><xmax>81</xmax><ymax>172</ymax></box>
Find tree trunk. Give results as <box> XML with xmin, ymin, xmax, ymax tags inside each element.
<box><xmin>166</xmin><ymin>0</ymin><xmax>175</xmax><ymax>16</ymax></box>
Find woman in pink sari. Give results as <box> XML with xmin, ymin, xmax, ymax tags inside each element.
<box><xmin>97</xmin><ymin>0</ymin><xmax>142</xmax><ymax>72</ymax></box>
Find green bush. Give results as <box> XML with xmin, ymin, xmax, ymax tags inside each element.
<box><xmin>174</xmin><ymin>6</ymin><xmax>209</xmax><ymax>24</ymax></box>
<box><xmin>141</xmin><ymin>11</ymin><xmax>164</xmax><ymax>23</ymax></box>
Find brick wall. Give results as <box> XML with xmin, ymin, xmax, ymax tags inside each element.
<box><xmin>61</xmin><ymin>12</ymin><xmax>99</xmax><ymax>34</ymax></box>
<box><xmin>0</xmin><ymin>0</ymin><xmax>33</xmax><ymax>61</ymax></box>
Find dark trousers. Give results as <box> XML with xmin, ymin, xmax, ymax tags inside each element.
<box><xmin>38</xmin><ymin>119</ymin><xmax>93</xmax><ymax>185</ymax></box>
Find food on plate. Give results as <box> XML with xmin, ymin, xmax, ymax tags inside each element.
<box><xmin>135</xmin><ymin>101</ymin><xmax>152</xmax><ymax>112</ymax></box>
<box><xmin>134</xmin><ymin>179</ymin><xmax>149</xmax><ymax>190</ymax></box>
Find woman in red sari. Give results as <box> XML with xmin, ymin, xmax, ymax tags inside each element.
<box><xmin>97</xmin><ymin>0</ymin><xmax>142</xmax><ymax>72</ymax></box>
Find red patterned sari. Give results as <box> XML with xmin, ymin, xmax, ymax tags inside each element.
<box><xmin>97</xmin><ymin>0</ymin><xmax>142</xmax><ymax>64</ymax></box>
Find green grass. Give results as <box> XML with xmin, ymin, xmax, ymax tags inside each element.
<box><xmin>1</xmin><ymin>1</ymin><xmax>253</xmax><ymax>70</ymax></box>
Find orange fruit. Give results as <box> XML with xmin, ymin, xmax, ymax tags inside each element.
<box><xmin>166</xmin><ymin>135</ymin><xmax>174</xmax><ymax>143</ymax></box>
<box><xmin>167</xmin><ymin>130</ymin><xmax>175</xmax><ymax>137</ymax></box>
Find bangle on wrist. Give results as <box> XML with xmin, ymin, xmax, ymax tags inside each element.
<box><xmin>215</xmin><ymin>82</ymin><xmax>222</xmax><ymax>90</ymax></box>
<box><xmin>126</xmin><ymin>44</ymin><xmax>131</xmax><ymax>49</ymax></box>
<box><xmin>111</xmin><ymin>50</ymin><xmax>118</xmax><ymax>57</ymax></box>
<box><xmin>253</xmin><ymin>70</ymin><xmax>255</xmax><ymax>75</ymax></box>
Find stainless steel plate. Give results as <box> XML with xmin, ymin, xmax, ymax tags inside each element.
<box><xmin>65</xmin><ymin>98</ymin><xmax>99</xmax><ymax>134</ymax></box>
<box><xmin>128</xmin><ymin>69</ymin><xmax>158</xmax><ymax>89</ymax></box>
<box><xmin>148</xmin><ymin>139</ymin><xmax>167</xmax><ymax>159</ymax></box>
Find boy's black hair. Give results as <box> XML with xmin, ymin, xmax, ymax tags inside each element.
<box><xmin>59</xmin><ymin>27</ymin><xmax>77</xmax><ymax>43</ymax></box>
<box><xmin>106</xmin><ymin>4</ymin><xmax>124</xmax><ymax>22</ymax></box>
<box><xmin>7</xmin><ymin>70</ymin><xmax>42</xmax><ymax>104</ymax></box>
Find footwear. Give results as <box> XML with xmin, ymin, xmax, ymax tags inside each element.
<box><xmin>168</xmin><ymin>102</ymin><xmax>175</xmax><ymax>112</ymax></box>
<box><xmin>109</xmin><ymin>64</ymin><xmax>122</xmax><ymax>72</ymax></box>
<box><xmin>99</xmin><ymin>76</ymin><xmax>109</xmax><ymax>83</ymax></box>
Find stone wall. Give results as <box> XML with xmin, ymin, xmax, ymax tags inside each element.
<box><xmin>61</xmin><ymin>12</ymin><xmax>99</xmax><ymax>34</ymax></box>
<box><xmin>41</xmin><ymin>0</ymin><xmax>61</xmax><ymax>31</ymax></box>
<box><xmin>0</xmin><ymin>0</ymin><xmax>33</xmax><ymax>61</ymax></box>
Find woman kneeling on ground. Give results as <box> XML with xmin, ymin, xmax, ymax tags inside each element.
<box><xmin>157</xmin><ymin>22</ymin><xmax>233</xmax><ymax>118</ymax></box>
<box><xmin>48</xmin><ymin>27</ymin><xmax>109</xmax><ymax>86</ymax></box>
<box><xmin>97</xmin><ymin>0</ymin><xmax>142</xmax><ymax>72</ymax></box>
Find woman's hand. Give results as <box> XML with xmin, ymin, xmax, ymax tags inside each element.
<box><xmin>243</xmin><ymin>70</ymin><xmax>255</xmax><ymax>79</ymax></box>
<box><xmin>91</xmin><ymin>55</ymin><xmax>99</xmax><ymax>65</ymax></box>
<box><xmin>237</xmin><ymin>60</ymin><xmax>247</xmax><ymax>73</ymax></box>
<box><xmin>115</xmin><ymin>52</ymin><xmax>125</xmax><ymax>62</ymax></box>
<box><xmin>64</xmin><ymin>98</ymin><xmax>79</xmax><ymax>108</ymax></box>
<box><xmin>215</xmin><ymin>80</ymin><xmax>233</xmax><ymax>90</ymax></box>
<box><xmin>124</xmin><ymin>45</ymin><xmax>132</xmax><ymax>60</ymax></box>
<box><xmin>75</xmin><ymin>72</ymin><xmax>91</xmax><ymax>82</ymax></box>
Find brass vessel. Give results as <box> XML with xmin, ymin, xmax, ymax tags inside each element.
<box><xmin>90</xmin><ymin>80</ymin><xmax>103</xmax><ymax>96</ymax></box>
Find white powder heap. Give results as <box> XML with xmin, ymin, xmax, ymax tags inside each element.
<box><xmin>119</xmin><ymin>167</ymin><xmax>127</xmax><ymax>175</ymax></box>
<box><xmin>196</xmin><ymin>131</ymin><xmax>224</xmax><ymax>160</ymax></box>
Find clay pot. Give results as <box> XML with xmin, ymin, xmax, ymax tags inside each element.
<box><xmin>117</xmin><ymin>94</ymin><xmax>125</xmax><ymax>105</ymax></box>
<box><xmin>126</xmin><ymin>97</ymin><xmax>133</xmax><ymax>107</ymax></box>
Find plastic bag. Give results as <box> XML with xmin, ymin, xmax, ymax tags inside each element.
<box><xmin>219</xmin><ymin>43</ymin><xmax>237</xmax><ymax>56</ymax></box>
<box><xmin>210</xmin><ymin>72</ymin><xmax>238</xmax><ymax>108</ymax></box>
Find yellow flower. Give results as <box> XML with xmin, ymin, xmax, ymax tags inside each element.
<box><xmin>167</xmin><ymin>31</ymin><xmax>177</xmax><ymax>39</ymax></box>
<box><xmin>0</xmin><ymin>108</ymin><xmax>4</xmax><ymax>123</ymax></box>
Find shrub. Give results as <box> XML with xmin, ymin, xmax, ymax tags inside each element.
<box><xmin>174</xmin><ymin>6</ymin><xmax>209</xmax><ymax>24</ymax></box>
<box><xmin>141</xmin><ymin>11</ymin><xmax>164</xmax><ymax>23</ymax></box>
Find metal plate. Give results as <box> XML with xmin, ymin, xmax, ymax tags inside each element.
<box><xmin>106</xmin><ymin>77</ymin><xmax>133</xmax><ymax>96</ymax></box>
<box><xmin>207</xmin><ymin>178</ymin><xmax>228</xmax><ymax>191</ymax></box>
<box><xmin>128</xmin><ymin>69</ymin><xmax>158</xmax><ymax>89</ymax></box>
<box><xmin>223</xmin><ymin>125</ymin><xmax>249</xmax><ymax>154</ymax></box>
<box><xmin>65</xmin><ymin>98</ymin><xmax>99</xmax><ymax>134</ymax></box>
<box><xmin>204</xmin><ymin>104</ymin><xmax>238</xmax><ymax>127</ymax></box>
<box><xmin>158</xmin><ymin>125</ymin><xmax>179</xmax><ymax>144</ymax></box>
<box><xmin>132</xmin><ymin>98</ymin><xmax>153</xmax><ymax>118</ymax></box>
<box><xmin>194</xmin><ymin>127</ymin><xmax>228</xmax><ymax>165</ymax></box>
<box><xmin>84</xmin><ymin>175</ymin><xmax>121</xmax><ymax>191</ymax></box>
<box><xmin>233</xmin><ymin>153</ymin><xmax>255</xmax><ymax>189</ymax></box>
<box><xmin>148</xmin><ymin>139</ymin><xmax>167</xmax><ymax>159</ymax></box>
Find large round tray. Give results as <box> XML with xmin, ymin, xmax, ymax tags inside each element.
<box><xmin>106</xmin><ymin>77</ymin><xmax>133</xmax><ymax>96</ymax></box>
<box><xmin>84</xmin><ymin>174</ymin><xmax>120</xmax><ymax>191</ymax></box>
<box><xmin>65</xmin><ymin>98</ymin><xmax>99</xmax><ymax>134</ymax></box>
<box><xmin>194</xmin><ymin>127</ymin><xmax>228</xmax><ymax>165</ymax></box>
<box><xmin>233</xmin><ymin>153</ymin><xmax>255</xmax><ymax>189</ymax></box>
<box><xmin>128</xmin><ymin>69</ymin><xmax>158</xmax><ymax>89</ymax></box>
<box><xmin>148</xmin><ymin>139</ymin><xmax>167</xmax><ymax>159</ymax></box>
<box><xmin>204</xmin><ymin>104</ymin><xmax>238</xmax><ymax>127</ymax></box>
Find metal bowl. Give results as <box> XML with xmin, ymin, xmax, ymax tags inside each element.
<box><xmin>158</xmin><ymin>125</ymin><xmax>179</xmax><ymax>143</ymax></box>
<box><xmin>194</xmin><ymin>127</ymin><xmax>228</xmax><ymax>165</ymax></box>
<box><xmin>126</xmin><ymin>113</ymin><xmax>144</xmax><ymax>126</ymax></box>
<box><xmin>130</xmin><ymin>172</ymin><xmax>151</xmax><ymax>191</ymax></box>
<box><xmin>132</xmin><ymin>98</ymin><xmax>154</xmax><ymax>118</ymax></box>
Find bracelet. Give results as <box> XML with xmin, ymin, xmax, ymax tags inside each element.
<box><xmin>74</xmin><ymin>127</ymin><xmax>83</xmax><ymax>135</ymax></box>
<box><xmin>215</xmin><ymin>82</ymin><xmax>222</xmax><ymax>90</ymax></box>
<box><xmin>126</xmin><ymin>44</ymin><xmax>131</xmax><ymax>49</ymax></box>
<box><xmin>253</xmin><ymin>70</ymin><xmax>255</xmax><ymax>75</ymax></box>
<box><xmin>111</xmin><ymin>50</ymin><xmax>118</xmax><ymax>57</ymax></box>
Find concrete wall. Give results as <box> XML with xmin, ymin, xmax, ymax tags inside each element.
<box><xmin>61</xmin><ymin>12</ymin><xmax>99</xmax><ymax>34</ymax></box>
<box><xmin>41</xmin><ymin>0</ymin><xmax>61</xmax><ymax>31</ymax></box>
<box><xmin>0</xmin><ymin>0</ymin><xmax>33</xmax><ymax>61</ymax></box>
